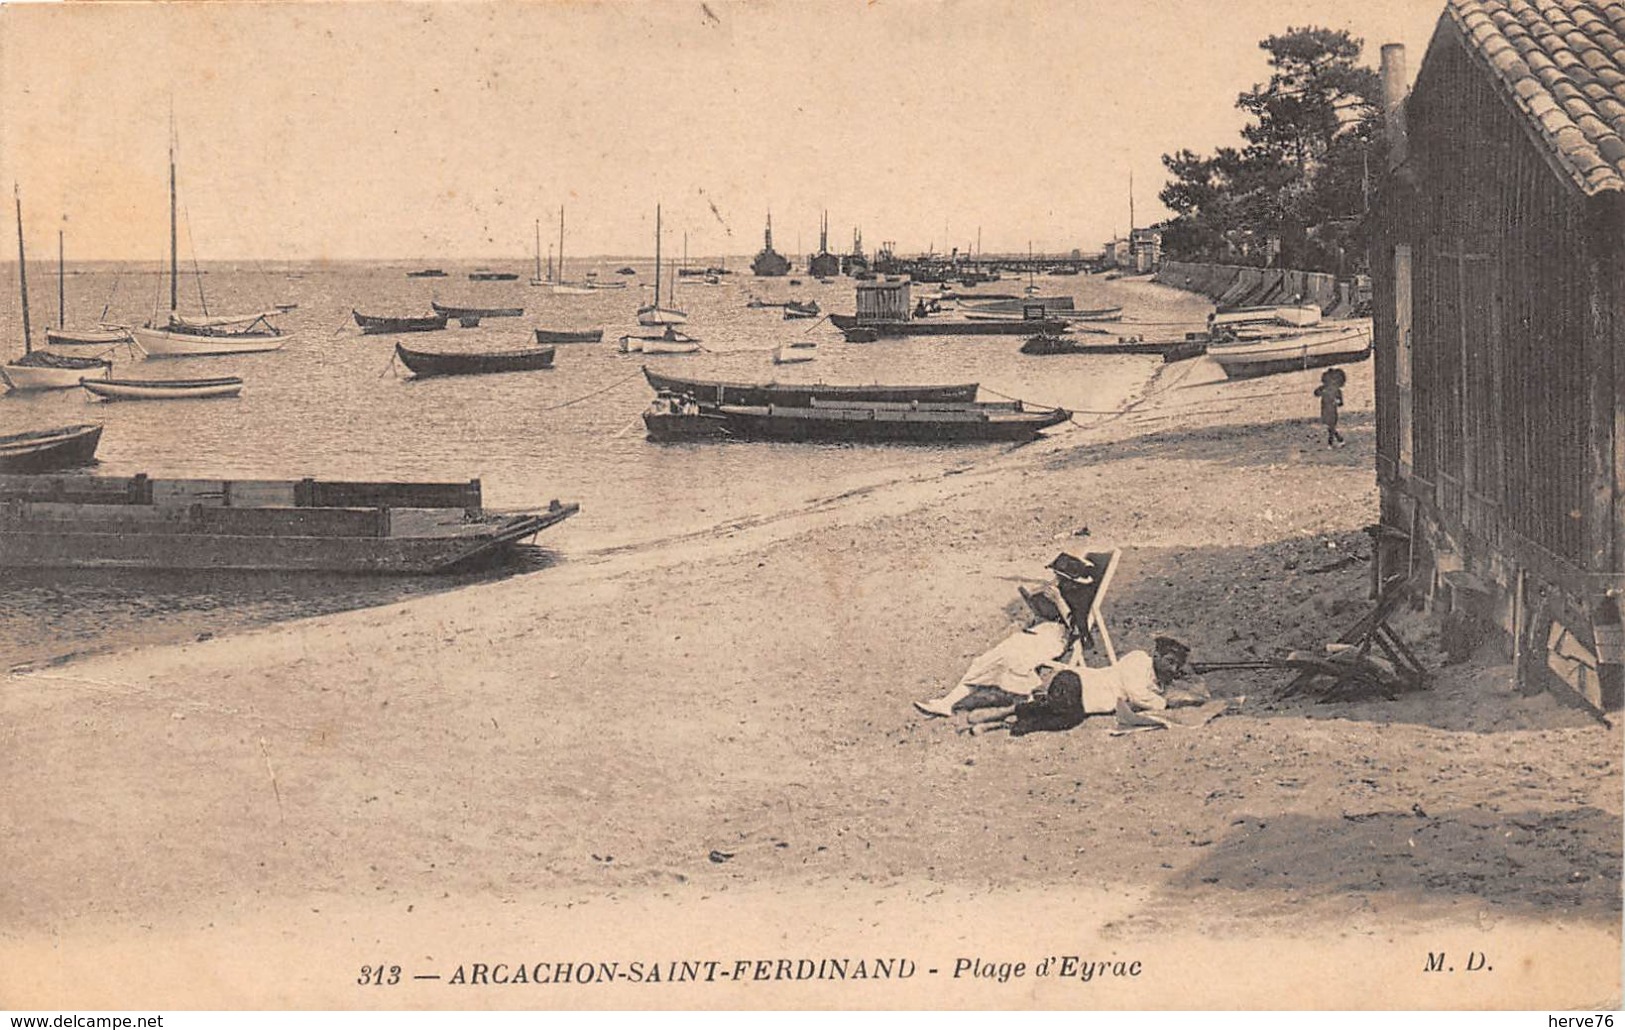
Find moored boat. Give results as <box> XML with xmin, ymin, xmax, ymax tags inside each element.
<box><xmin>45</xmin><ymin>326</ymin><xmax>132</xmax><ymax>347</ymax></box>
<box><xmin>0</xmin><ymin>473</ymin><xmax>579</xmax><ymax>574</ymax></box>
<box><xmin>353</xmin><ymin>310</ymin><xmax>448</xmax><ymax>334</ymax></box>
<box><xmin>430</xmin><ymin>301</ymin><xmax>525</xmax><ymax>320</ymax></box>
<box><xmin>4</xmin><ymin>188</ymin><xmax>115</xmax><ymax>391</ymax></box>
<box><xmin>395</xmin><ymin>341</ymin><xmax>555</xmax><ymax>377</ymax></box>
<box><xmin>407</xmin><ymin>268</ymin><xmax>448</xmax><ymax>278</ymax></box>
<box><xmin>1210</xmin><ymin>304</ymin><xmax>1322</xmax><ymax>330</ymax></box>
<box><xmin>469</xmin><ymin>269</ymin><xmax>518</xmax><ymax>281</ymax></box>
<box><xmin>81</xmin><ymin>375</ymin><xmax>244</xmax><ymax>401</ymax></box>
<box><xmin>534</xmin><ymin>328</ymin><xmax>604</xmax><ymax>344</ymax></box>
<box><xmin>0</xmin><ymin>423</ymin><xmax>103</xmax><ymax>472</ymax></box>
<box><xmin>772</xmin><ymin>343</ymin><xmax>816</xmax><ymax>364</ymax></box>
<box><xmin>660</xmin><ymin>397</ymin><xmax>1069</xmax><ymax>444</ymax></box>
<box><xmin>642</xmin><ymin>367</ymin><xmax>978</xmax><ymax>407</ymax></box>
<box><xmin>1207</xmin><ymin>325</ymin><xmax>1371</xmax><ymax>380</ymax></box>
<box><xmin>642</xmin><ymin>392</ymin><xmax>730</xmax><ymax>440</ymax></box>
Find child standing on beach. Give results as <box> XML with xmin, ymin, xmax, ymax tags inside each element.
<box><xmin>1314</xmin><ymin>367</ymin><xmax>1346</xmax><ymax>447</ymax></box>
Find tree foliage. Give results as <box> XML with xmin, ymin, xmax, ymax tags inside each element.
<box><xmin>1157</xmin><ymin>26</ymin><xmax>1385</xmax><ymax>272</ymax></box>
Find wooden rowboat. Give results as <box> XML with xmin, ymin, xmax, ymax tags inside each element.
<box><xmin>353</xmin><ymin>310</ymin><xmax>448</xmax><ymax>334</ymax></box>
<box><xmin>0</xmin><ymin>423</ymin><xmax>103</xmax><ymax>471</ymax></box>
<box><xmin>395</xmin><ymin>341</ymin><xmax>555</xmax><ymax>378</ymax></box>
<box><xmin>1208</xmin><ymin>325</ymin><xmax>1371</xmax><ymax>380</ymax></box>
<box><xmin>534</xmin><ymin>328</ymin><xmax>604</xmax><ymax>344</ymax></box>
<box><xmin>431</xmin><ymin>301</ymin><xmax>525</xmax><ymax>319</ymax></box>
<box><xmin>81</xmin><ymin>375</ymin><xmax>243</xmax><ymax>401</ymax></box>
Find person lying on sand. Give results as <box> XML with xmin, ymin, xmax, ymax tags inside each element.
<box><xmin>912</xmin><ymin>584</ymin><xmax>1072</xmax><ymax>718</ymax></box>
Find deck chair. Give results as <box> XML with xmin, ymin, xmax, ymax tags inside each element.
<box><xmin>1049</xmin><ymin>549</ymin><xmax>1121</xmax><ymax>665</ymax></box>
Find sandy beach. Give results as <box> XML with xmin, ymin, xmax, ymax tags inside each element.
<box><xmin>2</xmin><ymin>283</ymin><xmax>1620</xmax><ymax>1009</ymax></box>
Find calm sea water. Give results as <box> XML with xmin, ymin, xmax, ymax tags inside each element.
<box><xmin>0</xmin><ymin>259</ymin><xmax>1211</xmax><ymax>663</ymax></box>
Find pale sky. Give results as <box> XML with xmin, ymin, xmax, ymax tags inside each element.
<box><xmin>0</xmin><ymin>0</ymin><xmax>1444</xmax><ymax>262</ymax></box>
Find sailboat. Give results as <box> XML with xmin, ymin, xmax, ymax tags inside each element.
<box><xmin>636</xmin><ymin>206</ymin><xmax>688</xmax><ymax>328</ymax></box>
<box><xmin>1</xmin><ymin>185</ymin><xmax>112</xmax><ymax>392</ymax></box>
<box><xmin>622</xmin><ymin>204</ymin><xmax>697</xmax><ymax>355</ymax></box>
<box><xmin>129</xmin><ymin>126</ymin><xmax>292</xmax><ymax>358</ymax></box>
<box><xmin>45</xmin><ymin>230</ymin><xmax>132</xmax><ymax>347</ymax></box>
<box><xmin>549</xmin><ymin>207</ymin><xmax>625</xmax><ymax>293</ymax></box>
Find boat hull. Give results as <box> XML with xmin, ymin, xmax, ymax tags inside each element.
<box><xmin>82</xmin><ymin>377</ymin><xmax>243</xmax><ymax>401</ymax></box>
<box><xmin>430</xmin><ymin>302</ymin><xmax>524</xmax><ymax>319</ymax></box>
<box><xmin>395</xmin><ymin>343</ymin><xmax>555</xmax><ymax>377</ymax></box>
<box><xmin>1209</xmin><ymin>328</ymin><xmax>1372</xmax><ymax>380</ymax></box>
<box><xmin>45</xmin><ymin>327</ymin><xmax>131</xmax><ymax>347</ymax></box>
<box><xmin>706</xmin><ymin>402</ymin><xmax>1069</xmax><ymax>443</ymax></box>
<box><xmin>0</xmin><ymin>423</ymin><xmax>103</xmax><ymax>471</ymax></box>
<box><xmin>643</xmin><ymin>411</ymin><xmax>731</xmax><ymax>441</ymax></box>
<box><xmin>354</xmin><ymin>311</ymin><xmax>448</xmax><ymax>334</ymax></box>
<box><xmin>642</xmin><ymin>367</ymin><xmax>978</xmax><ymax>407</ymax></box>
<box><xmin>829</xmin><ymin>314</ymin><xmax>1067</xmax><ymax>338</ymax></box>
<box><xmin>131</xmin><ymin>326</ymin><xmax>290</xmax><ymax>357</ymax></box>
<box><xmin>0</xmin><ymin>475</ymin><xmax>579</xmax><ymax>574</ymax></box>
<box><xmin>534</xmin><ymin>328</ymin><xmax>604</xmax><ymax>344</ymax></box>
<box><xmin>2</xmin><ymin>359</ymin><xmax>112</xmax><ymax>392</ymax></box>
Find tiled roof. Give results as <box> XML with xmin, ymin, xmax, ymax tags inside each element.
<box><xmin>1448</xmin><ymin>0</ymin><xmax>1625</xmax><ymax>193</ymax></box>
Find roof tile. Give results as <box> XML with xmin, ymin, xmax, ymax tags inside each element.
<box><xmin>1447</xmin><ymin>0</ymin><xmax>1625</xmax><ymax>193</ymax></box>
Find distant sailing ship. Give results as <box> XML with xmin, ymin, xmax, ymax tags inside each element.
<box><xmin>806</xmin><ymin>211</ymin><xmax>840</xmax><ymax>278</ymax></box>
<box><xmin>750</xmin><ymin>211</ymin><xmax>790</xmax><ymax>277</ymax></box>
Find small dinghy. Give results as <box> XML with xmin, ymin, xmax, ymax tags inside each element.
<box><xmin>81</xmin><ymin>375</ymin><xmax>244</xmax><ymax>401</ymax></box>
<box><xmin>0</xmin><ymin>423</ymin><xmax>103</xmax><ymax>471</ymax></box>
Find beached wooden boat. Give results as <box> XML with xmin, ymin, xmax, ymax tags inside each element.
<box><xmin>0</xmin><ymin>474</ymin><xmax>579</xmax><ymax>573</ymax></box>
<box><xmin>353</xmin><ymin>310</ymin><xmax>448</xmax><ymax>334</ymax></box>
<box><xmin>395</xmin><ymin>341</ymin><xmax>555</xmax><ymax>377</ymax></box>
<box><xmin>650</xmin><ymin>397</ymin><xmax>1069</xmax><ymax>444</ymax></box>
<box><xmin>642</xmin><ymin>367</ymin><xmax>978</xmax><ymax>407</ymax></box>
<box><xmin>81</xmin><ymin>375</ymin><xmax>244</xmax><ymax>401</ymax></box>
<box><xmin>1021</xmin><ymin>332</ymin><xmax>1200</xmax><ymax>357</ymax></box>
<box><xmin>772</xmin><ymin>343</ymin><xmax>816</xmax><ymax>364</ymax></box>
<box><xmin>534</xmin><ymin>328</ymin><xmax>604</xmax><ymax>344</ymax></box>
<box><xmin>1210</xmin><ymin>304</ymin><xmax>1322</xmax><ymax>330</ymax></box>
<box><xmin>642</xmin><ymin>393</ymin><xmax>731</xmax><ymax>440</ymax></box>
<box><xmin>1208</xmin><ymin>325</ymin><xmax>1371</xmax><ymax>380</ymax></box>
<box><xmin>829</xmin><ymin>312</ymin><xmax>1067</xmax><ymax>339</ymax></box>
<box><xmin>0</xmin><ymin>423</ymin><xmax>103</xmax><ymax>472</ymax></box>
<box><xmin>431</xmin><ymin>301</ymin><xmax>525</xmax><ymax>320</ymax></box>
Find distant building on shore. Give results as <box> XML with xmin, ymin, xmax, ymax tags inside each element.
<box><xmin>750</xmin><ymin>212</ymin><xmax>790</xmax><ymax>277</ymax></box>
<box><xmin>1369</xmin><ymin>0</ymin><xmax>1624</xmax><ymax>712</ymax></box>
<box><xmin>1102</xmin><ymin>230</ymin><xmax>1161</xmax><ymax>273</ymax></box>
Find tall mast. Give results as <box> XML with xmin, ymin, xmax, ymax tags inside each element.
<box><xmin>57</xmin><ymin>228</ymin><xmax>64</xmax><ymax>328</ymax></box>
<box><xmin>169</xmin><ymin>123</ymin><xmax>178</xmax><ymax>314</ymax></box>
<box><xmin>558</xmin><ymin>206</ymin><xmax>566</xmax><ymax>283</ymax></box>
<box><xmin>534</xmin><ymin>218</ymin><xmax>541</xmax><ymax>280</ymax></box>
<box><xmin>15</xmin><ymin>185</ymin><xmax>33</xmax><ymax>355</ymax></box>
<box><xmin>1128</xmin><ymin>167</ymin><xmax>1135</xmax><ymax>234</ymax></box>
<box><xmin>654</xmin><ymin>204</ymin><xmax>662</xmax><ymax>308</ymax></box>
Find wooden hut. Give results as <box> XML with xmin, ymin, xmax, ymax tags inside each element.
<box><xmin>854</xmin><ymin>280</ymin><xmax>911</xmax><ymax>324</ymax></box>
<box><xmin>1369</xmin><ymin>0</ymin><xmax>1625</xmax><ymax>712</ymax></box>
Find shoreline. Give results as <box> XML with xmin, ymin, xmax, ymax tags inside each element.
<box><xmin>2</xmin><ymin>306</ymin><xmax>1619</xmax><ymax>1008</ymax></box>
